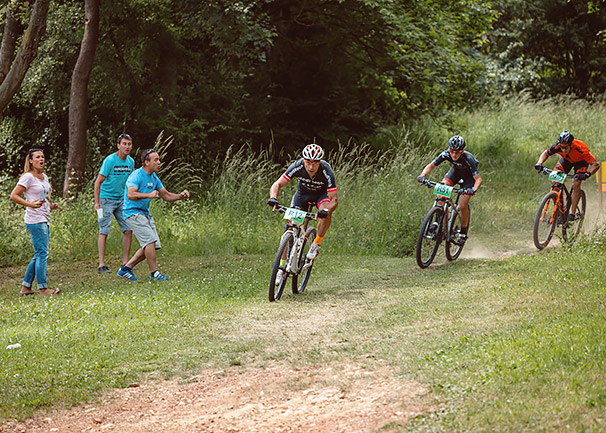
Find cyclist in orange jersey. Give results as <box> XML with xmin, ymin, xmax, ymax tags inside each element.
<box><xmin>534</xmin><ymin>130</ymin><xmax>599</xmax><ymax>227</ymax></box>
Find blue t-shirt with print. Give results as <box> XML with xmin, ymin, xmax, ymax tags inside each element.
<box><xmin>122</xmin><ymin>168</ymin><xmax>164</xmax><ymax>219</ymax></box>
<box><xmin>99</xmin><ymin>153</ymin><xmax>135</xmax><ymax>199</ymax></box>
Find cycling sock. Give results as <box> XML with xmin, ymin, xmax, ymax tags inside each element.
<box><xmin>460</xmin><ymin>227</ymin><xmax>468</xmax><ymax>235</ymax></box>
<box><xmin>313</xmin><ymin>235</ymin><xmax>324</xmax><ymax>245</ymax></box>
<box><xmin>280</xmin><ymin>259</ymin><xmax>286</xmax><ymax>267</ymax></box>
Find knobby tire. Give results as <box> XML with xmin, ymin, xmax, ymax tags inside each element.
<box><xmin>292</xmin><ymin>227</ymin><xmax>317</xmax><ymax>294</ymax></box>
<box><xmin>562</xmin><ymin>189</ymin><xmax>586</xmax><ymax>242</ymax></box>
<box><xmin>533</xmin><ymin>191</ymin><xmax>559</xmax><ymax>250</ymax></box>
<box><xmin>445</xmin><ymin>206</ymin><xmax>468</xmax><ymax>261</ymax></box>
<box><xmin>269</xmin><ymin>233</ymin><xmax>294</xmax><ymax>302</ymax></box>
<box><xmin>416</xmin><ymin>206</ymin><xmax>443</xmax><ymax>269</ymax></box>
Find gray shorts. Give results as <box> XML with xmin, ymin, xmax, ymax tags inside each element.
<box><xmin>98</xmin><ymin>198</ymin><xmax>131</xmax><ymax>235</ymax></box>
<box><xmin>126</xmin><ymin>213</ymin><xmax>162</xmax><ymax>249</ymax></box>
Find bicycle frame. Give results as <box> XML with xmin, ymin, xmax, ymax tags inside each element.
<box><xmin>425</xmin><ymin>181</ymin><xmax>465</xmax><ymax>243</ymax></box>
<box><xmin>276</xmin><ymin>205</ymin><xmax>316</xmax><ymax>276</ymax></box>
<box><xmin>540</xmin><ymin>168</ymin><xmax>575</xmax><ymax>224</ymax></box>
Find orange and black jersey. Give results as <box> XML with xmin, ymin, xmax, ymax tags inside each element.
<box><xmin>282</xmin><ymin>158</ymin><xmax>337</xmax><ymax>195</ymax></box>
<box><xmin>547</xmin><ymin>139</ymin><xmax>596</xmax><ymax>165</ymax></box>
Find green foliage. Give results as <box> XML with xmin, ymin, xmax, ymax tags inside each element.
<box><xmin>487</xmin><ymin>0</ymin><xmax>606</xmax><ymax>96</ymax></box>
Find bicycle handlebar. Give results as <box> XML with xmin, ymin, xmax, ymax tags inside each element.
<box><xmin>419</xmin><ymin>179</ymin><xmax>466</xmax><ymax>195</ymax></box>
<box><xmin>273</xmin><ymin>204</ymin><xmax>317</xmax><ymax>220</ymax></box>
<box><xmin>539</xmin><ymin>167</ymin><xmax>575</xmax><ymax>179</ymax></box>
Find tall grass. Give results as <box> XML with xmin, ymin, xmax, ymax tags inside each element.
<box><xmin>2</xmin><ymin>96</ymin><xmax>606</xmax><ymax>267</ymax></box>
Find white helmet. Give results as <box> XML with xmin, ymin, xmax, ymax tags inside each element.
<box><xmin>302</xmin><ymin>143</ymin><xmax>324</xmax><ymax>161</ymax></box>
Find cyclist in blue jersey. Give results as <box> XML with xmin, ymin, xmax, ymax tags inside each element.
<box><xmin>416</xmin><ymin>135</ymin><xmax>482</xmax><ymax>243</ymax></box>
<box><xmin>267</xmin><ymin>144</ymin><xmax>338</xmax><ymax>261</ymax></box>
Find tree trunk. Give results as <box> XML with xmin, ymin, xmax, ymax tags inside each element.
<box><xmin>0</xmin><ymin>0</ymin><xmax>26</xmax><ymax>83</ymax></box>
<box><xmin>63</xmin><ymin>0</ymin><xmax>100</xmax><ymax>197</ymax></box>
<box><xmin>0</xmin><ymin>0</ymin><xmax>51</xmax><ymax>113</ymax></box>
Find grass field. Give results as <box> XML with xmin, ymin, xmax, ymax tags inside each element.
<box><xmin>2</xmin><ymin>97</ymin><xmax>606</xmax><ymax>430</ymax></box>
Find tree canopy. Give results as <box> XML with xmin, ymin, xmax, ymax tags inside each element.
<box><xmin>0</xmin><ymin>0</ymin><xmax>604</xmax><ymax>187</ymax></box>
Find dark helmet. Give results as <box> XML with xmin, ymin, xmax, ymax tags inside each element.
<box><xmin>448</xmin><ymin>135</ymin><xmax>466</xmax><ymax>151</ymax></box>
<box><xmin>558</xmin><ymin>130</ymin><xmax>574</xmax><ymax>145</ymax></box>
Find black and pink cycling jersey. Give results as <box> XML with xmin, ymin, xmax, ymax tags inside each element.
<box><xmin>282</xmin><ymin>159</ymin><xmax>337</xmax><ymax>195</ymax></box>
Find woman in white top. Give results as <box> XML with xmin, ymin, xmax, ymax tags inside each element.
<box><xmin>10</xmin><ymin>148</ymin><xmax>60</xmax><ymax>296</ymax></box>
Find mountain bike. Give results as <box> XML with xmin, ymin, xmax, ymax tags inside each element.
<box><xmin>416</xmin><ymin>180</ymin><xmax>470</xmax><ymax>269</ymax></box>
<box><xmin>268</xmin><ymin>205</ymin><xmax>318</xmax><ymax>302</ymax></box>
<box><xmin>533</xmin><ymin>167</ymin><xmax>586</xmax><ymax>250</ymax></box>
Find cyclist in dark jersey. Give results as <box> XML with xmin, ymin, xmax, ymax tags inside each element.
<box><xmin>416</xmin><ymin>135</ymin><xmax>482</xmax><ymax>243</ymax></box>
<box><xmin>534</xmin><ymin>130</ymin><xmax>599</xmax><ymax>227</ymax></box>
<box><xmin>267</xmin><ymin>144</ymin><xmax>338</xmax><ymax>260</ymax></box>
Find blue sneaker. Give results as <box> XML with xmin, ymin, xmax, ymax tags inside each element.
<box><xmin>117</xmin><ymin>267</ymin><xmax>139</xmax><ymax>281</ymax></box>
<box><xmin>150</xmin><ymin>270</ymin><xmax>169</xmax><ymax>281</ymax></box>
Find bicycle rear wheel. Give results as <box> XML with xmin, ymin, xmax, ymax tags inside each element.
<box><xmin>533</xmin><ymin>192</ymin><xmax>559</xmax><ymax>250</ymax></box>
<box><xmin>562</xmin><ymin>189</ymin><xmax>586</xmax><ymax>242</ymax></box>
<box><xmin>445</xmin><ymin>207</ymin><xmax>469</xmax><ymax>261</ymax></box>
<box><xmin>292</xmin><ymin>227</ymin><xmax>317</xmax><ymax>294</ymax></box>
<box><xmin>416</xmin><ymin>207</ymin><xmax>443</xmax><ymax>269</ymax></box>
<box><xmin>269</xmin><ymin>232</ymin><xmax>294</xmax><ymax>302</ymax></box>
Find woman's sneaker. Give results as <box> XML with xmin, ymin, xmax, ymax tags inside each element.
<box><xmin>150</xmin><ymin>270</ymin><xmax>169</xmax><ymax>281</ymax></box>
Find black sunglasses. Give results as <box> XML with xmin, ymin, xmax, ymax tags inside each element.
<box><xmin>28</xmin><ymin>148</ymin><xmax>43</xmax><ymax>154</ymax></box>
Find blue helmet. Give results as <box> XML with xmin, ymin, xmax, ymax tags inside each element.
<box><xmin>448</xmin><ymin>135</ymin><xmax>466</xmax><ymax>151</ymax></box>
<box><xmin>558</xmin><ymin>130</ymin><xmax>574</xmax><ymax>145</ymax></box>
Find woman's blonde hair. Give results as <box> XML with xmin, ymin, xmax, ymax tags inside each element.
<box><xmin>22</xmin><ymin>148</ymin><xmax>44</xmax><ymax>176</ymax></box>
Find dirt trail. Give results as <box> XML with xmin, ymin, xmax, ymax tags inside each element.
<box><xmin>1</xmin><ymin>365</ymin><xmax>427</xmax><ymax>433</ymax></box>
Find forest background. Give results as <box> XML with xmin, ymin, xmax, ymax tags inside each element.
<box><xmin>0</xmin><ymin>0</ymin><xmax>604</xmax><ymax>197</ymax></box>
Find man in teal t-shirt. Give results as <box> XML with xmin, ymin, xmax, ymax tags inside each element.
<box><xmin>94</xmin><ymin>133</ymin><xmax>135</xmax><ymax>274</ymax></box>
<box><xmin>117</xmin><ymin>148</ymin><xmax>189</xmax><ymax>282</ymax></box>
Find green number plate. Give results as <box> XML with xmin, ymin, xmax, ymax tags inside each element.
<box><xmin>284</xmin><ymin>207</ymin><xmax>306</xmax><ymax>223</ymax></box>
<box><xmin>549</xmin><ymin>171</ymin><xmax>566</xmax><ymax>183</ymax></box>
<box><xmin>434</xmin><ymin>183</ymin><xmax>453</xmax><ymax>198</ymax></box>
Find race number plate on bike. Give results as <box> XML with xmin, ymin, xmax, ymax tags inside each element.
<box><xmin>434</xmin><ymin>183</ymin><xmax>453</xmax><ymax>198</ymax></box>
<box><xmin>284</xmin><ymin>207</ymin><xmax>307</xmax><ymax>223</ymax></box>
<box><xmin>549</xmin><ymin>171</ymin><xmax>566</xmax><ymax>183</ymax></box>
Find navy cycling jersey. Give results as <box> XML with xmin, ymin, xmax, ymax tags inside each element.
<box><xmin>282</xmin><ymin>158</ymin><xmax>337</xmax><ymax>194</ymax></box>
<box><xmin>432</xmin><ymin>150</ymin><xmax>480</xmax><ymax>178</ymax></box>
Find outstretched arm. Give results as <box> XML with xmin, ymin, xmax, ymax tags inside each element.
<box><xmin>159</xmin><ymin>187</ymin><xmax>189</xmax><ymax>202</ymax></box>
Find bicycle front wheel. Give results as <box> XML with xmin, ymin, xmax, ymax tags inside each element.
<box><xmin>269</xmin><ymin>232</ymin><xmax>294</xmax><ymax>302</ymax></box>
<box><xmin>292</xmin><ymin>227</ymin><xmax>317</xmax><ymax>294</ymax></box>
<box><xmin>416</xmin><ymin>207</ymin><xmax>443</xmax><ymax>269</ymax></box>
<box><xmin>562</xmin><ymin>189</ymin><xmax>586</xmax><ymax>242</ymax></box>
<box><xmin>445</xmin><ymin>206</ymin><xmax>469</xmax><ymax>261</ymax></box>
<box><xmin>533</xmin><ymin>191</ymin><xmax>559</xmax><ymax>250</ymax></box>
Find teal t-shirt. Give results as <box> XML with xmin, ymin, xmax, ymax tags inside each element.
<box><xmin>99</xmin><ymin>153</ymin><xmax>135</xmax><ymax>199</ymax></box>
<box><xmin>122</xmin><ymin>168</ymin><xmax>164</xmax><ymax>219</ymax></box>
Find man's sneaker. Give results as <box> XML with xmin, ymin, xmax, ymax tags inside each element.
<box><xmin>275</xmin><ymin>269</ymin><xmax>284</xmax><ymax>286</ymax></box>
<box><xmin>562</xmin><ymin>214</ymin><xmax>577</xmax><ymax>229</ymax></box>
<box><xmin>117</xmin><ymin>267</ymin><xmax>139</xmax><ymax>281</ymax></box>
<box><xmin>456</xmin><ymin>234</ymin><xmax>468</xmax><ymax>246</ymax></box>
<box><xmin>150</xmin><ymin>270</ymin><xmax>169</xmax><ymax>281</ymax></box>
<box><xmin>307</xmin><ymin>242</ymin><xmax>321</xmax><ymax>260</ymax></box>
<box><xmin>98</xmin><ymin>265</ymin><xmax>111</xmax><ymax>274</ymax></box>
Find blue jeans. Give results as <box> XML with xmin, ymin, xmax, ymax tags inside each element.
<box><xmin>23</xmin><ymin>222</ymin><xmax>50</xmax><ymax>290</ymax></box>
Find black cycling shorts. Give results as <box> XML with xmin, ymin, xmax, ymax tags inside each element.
<box><xmin>442</xmin><ymin>167</ymin><xmax>475</xmax><ymax>189</ymax></box>
<box><xmin>555</xmin><ymin>157</ymin><xmax>589</xmax><ymax>175</ymax></box>
<box><xmin>290</xmin><ymin>190</ymin><xmax>330</xmax><ymax>211</ymax></box>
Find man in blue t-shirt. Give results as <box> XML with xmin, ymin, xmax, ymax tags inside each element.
<box><xmin>117</xmin><ymin>148</ymin><xmax>190</xmax><ymax>282</ymax></box>
<box><xmin>94</xmin><ymin>133</ymin><xmax>135</xmax><ymax>274</ymax></box>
